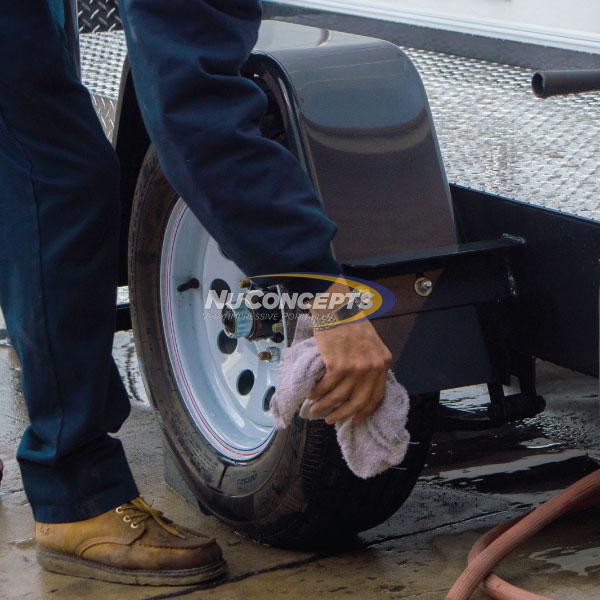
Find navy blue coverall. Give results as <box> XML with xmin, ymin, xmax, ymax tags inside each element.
<box><xmin>0</xmin><ymin>0</ymin><xmax>339</xmax><ymax>523</ymax></box>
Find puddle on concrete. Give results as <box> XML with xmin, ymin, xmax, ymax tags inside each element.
<box><xmin>424</xmin><ymin>406</ymin><xmax>599</xmax><ymax>503</ymax></box>
<box><xmin>423</xmin><ymin>450</ymin><xmax>598</xmax><ymax>502</ymax></box>
<box><xmin>519</xmin><ymin>437</ymin><xmax>563</xmax><ymax>450</ymax></box>
<box><xmin>8</xmin><ymin>537</ymin><xmax>35</xmax><ymax>549</ymax></box>
<box><xmin>424</xmin><ymin>366</ymin><xmax>600</xmax><ymax>507</ymax></box>
<box><xmin>529</xmin><ymin>545</ymin><xmax>600</xmax><ymax>577</ymax></box>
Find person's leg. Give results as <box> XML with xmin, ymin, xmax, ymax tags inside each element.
<box><xmin>0</xmin><ymin>1</ymin><xmax>138</xmax><ymax>522</ymax></box>
<box><xmin>119</xmin><ymin>0</ymin><xmax>340</xmax><ymax>287</ymax></box>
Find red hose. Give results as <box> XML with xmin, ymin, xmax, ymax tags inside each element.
<box><xmin>468</xmin><ymin>517</ymin><xmax>550</xmax><ymax>600</ymax></box>
<box><xmin>446</xmin><ymin>468</ymin><xmax>600</xmax><ymax>600</ymax></box>
<box><xmin>468</xmin><ymin>494</ymin><xmax>600</xmax><ymax>600</ymax></box>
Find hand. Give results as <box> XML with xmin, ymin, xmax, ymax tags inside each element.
<box><xmin>307</xmin><ymin>284</ymin><xmax>392</xmax><ymax>425</ymax></box>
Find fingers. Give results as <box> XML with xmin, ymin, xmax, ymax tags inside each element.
<box><xmin>309</xmin><ymin>376</ymin><xmax>355</xmax><ymax>417</ymax></box>
<box><xmin>307</xmin><ymin>366</ymin><xmax>345</xmax><ymax>401</ymax></box>
<box><xmin>352</xmin><ymin>369</ymin><xmax>387</xmax><ymax>425</ymax></box>
<box><xmin>308</xmin><ymin>356</ymin><xmax>390</xmax><ymax>423</ymax></box>
<box><xmin>324</xmin><ymin>372</ymin><xmax>379</xmax><ymax>425</ymax></box>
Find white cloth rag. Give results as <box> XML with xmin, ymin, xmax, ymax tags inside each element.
<box><xmin>271</xmin><ymin>315</ymin><xmax>411</xmax><ymax>479</ymax></box>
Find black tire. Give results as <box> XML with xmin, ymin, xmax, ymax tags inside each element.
<box><xmin>128</xmin><ymin>146</ymin><xmax>438</xmax><ymax>550</ymax></box>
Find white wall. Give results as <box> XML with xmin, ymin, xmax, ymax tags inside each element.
<box><xmin>277</xmin><ymin>0</ymin><xmax>600</xmax><ymax>53</ymax></box>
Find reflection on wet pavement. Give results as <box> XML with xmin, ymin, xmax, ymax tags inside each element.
<box><xmin>0</xmin><ymin>328</ymin><xmax>599</xmax><ymax>599</ymax></box>
<box><xmin>530</xmin><ymin>543</ymin><xmax>600</xmax><ymax>578</ymax></box>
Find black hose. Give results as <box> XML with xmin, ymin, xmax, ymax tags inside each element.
<box><xmin>532</xmin><ymin>69</ymin><xmax>600</xmax><ymax>98</ymax></box>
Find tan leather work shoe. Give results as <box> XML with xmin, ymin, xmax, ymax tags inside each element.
<box><xmin>36</xmin><ymin>497</ymin><xmax>226</xmax><ymax>586</ymax></box>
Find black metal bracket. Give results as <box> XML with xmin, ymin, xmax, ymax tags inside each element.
<box><xmin>340</xmin><ymin>232</ymin><xmax>533</xmax><ymax>398</ymax></box>
<box><xmin>343</xmin><ymin>226</ymin><xmax>545</xmax><ymax>431</ymax></box>
<box><xmin>435</xmin><ymin>353</ymin><xmax>546</xmax><ymax>432</ymax></box>
<box><xmin>342</xmin><ymin>234</ymin><xmax>526</xmax><ymax>279</ymax></box>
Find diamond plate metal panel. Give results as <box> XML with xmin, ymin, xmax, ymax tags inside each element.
<box><xmin>78</xmin><ymin>0</ymin><xmax>121</xmax><ymax>33</ymax></box>
<box><xmin>80</xmin><ymin>28</ymin><xmax>600</xmax><ymax>221</ymax></box>
<box><xmin>91</xmin><ymin>94</ymin><xmax>117</xmax><ymax>140</ymax></box>
<box><xmin>407</xmin><ymin>48</ymin><xmax>600</xmax><ymax>221</ymax></box>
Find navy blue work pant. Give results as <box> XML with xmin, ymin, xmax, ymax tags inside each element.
<box><xmin>0</xmin><ymin>2</ymin><xmax>138</xmax><ymax>522</ymax></box>
<box><xmin>0</xmin><ymin>0</ymin><xmax>338</xmax><ymax>523</ymax></box>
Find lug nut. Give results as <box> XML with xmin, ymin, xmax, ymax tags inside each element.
<box><xmin>414</xmin><ymin>276</ymin><xmax>433</xmax><ymax>297</ymax></box>
<box><xmin>259</xmin><ymin>347</ymin><xmax>281</xmax><ymax>362</ymax></box>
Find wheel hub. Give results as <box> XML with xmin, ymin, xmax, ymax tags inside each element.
<box><xmin>221</xmin><ymin>294</ymin><xmax>284</xmax><ymax>341</ymax></box>
<box><xmin>221</xmin><ymin>303</ymin><xmax>254</xmax><ymax>339</ymax></box>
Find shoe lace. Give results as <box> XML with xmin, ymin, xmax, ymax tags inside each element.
<box><xmin>116</xmin><ymin>497</ymin><xmax>186</xmax><ymax>539</ymax></box>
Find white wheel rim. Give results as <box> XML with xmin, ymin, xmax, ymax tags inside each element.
<box><xmin>160</xmin><ymin>200</ymin><xmax>280</xmax><ymax>461</ymax></box>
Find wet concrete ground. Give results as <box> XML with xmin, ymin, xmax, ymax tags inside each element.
<box><xmin>1</xmin><ymin>325</ymin><xmax>600</xmax><ymax>599</ymax></box>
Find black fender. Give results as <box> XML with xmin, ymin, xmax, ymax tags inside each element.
<box><xmin>113</xmin><ymin>20</ymin><xmax>454</xmax><ymax>290</ymax></box>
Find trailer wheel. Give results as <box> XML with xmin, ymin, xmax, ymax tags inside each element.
<box><xmin>128</xmin><ymin>146</ymin><xmax>438</xmax><ymax>549</ymax></box>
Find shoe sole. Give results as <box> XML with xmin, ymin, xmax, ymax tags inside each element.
<box><xmin>37</xmin><ymin>546</ymin><xmax>227</xmax><ymax>586</ymax></box>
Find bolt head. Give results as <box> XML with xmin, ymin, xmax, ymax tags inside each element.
<box><xmin>414</xmin><ymin>277</ymin><xmax>433</xmax><ymax>297</ymax></box>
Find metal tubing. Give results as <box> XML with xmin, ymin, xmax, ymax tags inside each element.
<box><xmin>532</xmin><ymin>69</ymin><xmax>600</xmax><ymax>98</ymax></box>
